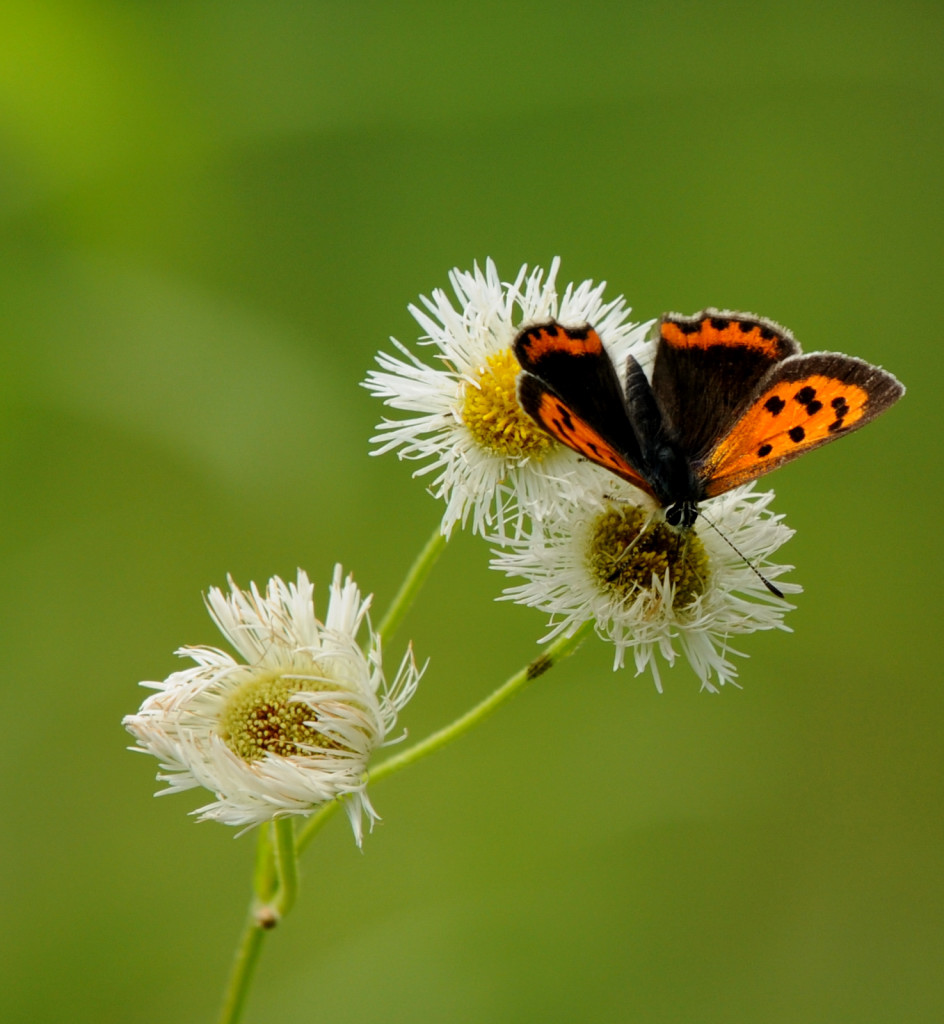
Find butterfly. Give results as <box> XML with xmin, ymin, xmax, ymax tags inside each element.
<box><xmin>514</xmin><ymin>310</ymin><xmax>905</xmax><ymax>529</ymax></box>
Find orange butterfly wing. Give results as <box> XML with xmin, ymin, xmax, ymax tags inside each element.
<box><xmin>517</xmin><ymin>377</ymin><xmax>658</xmax><ymax>498</ymax></box>
<box><xmin>698</xmin><ymin>353</ymin><xmax>905</xmax><ymax>497</ymax></box>
<box><xmin>515</xmin><ymin>322</ymin><xmax>660</xmax><ymax>500</ymax></box>
<box><xmin>654</xmin><ymin>310</ymin><xmax>800</xmax><ymax>459</ymax></box>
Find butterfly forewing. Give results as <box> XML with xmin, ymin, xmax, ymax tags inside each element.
<box><xmin>653</xmin><ymin>310</ymin><xmax>800</xmax><ymax>458</ymax></box>
<box><xmin>698</xmin><ymin>352</ymin><xmax>905</xmax><ymax>496</ymax></box>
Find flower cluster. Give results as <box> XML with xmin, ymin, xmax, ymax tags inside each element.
<box><xmin>365</xmin><ymin>259</ymin><xmax>799</xmax><ymax>691</ymax></box>
<box><xmin>125</xmin><ymin>259</ymin><xmax>801</xmax><ymax>841</ymax></box>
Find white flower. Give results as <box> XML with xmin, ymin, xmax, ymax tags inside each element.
<box><xmin>490</xmin><ymin>480</ymin><xmax>801</xmax><ymax>692</ymax></box>
<box><xmin>363</xmin><ymin>258</ymin><xmax>654</xmax><ymax>538</ymax></box>
<box><xmin>123</xmin><ymin>568</ymin><xmax>420</xmax><ymax>845</ymax></box>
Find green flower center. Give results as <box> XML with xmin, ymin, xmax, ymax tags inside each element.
<box><xmin>219</xmin><ymin>674</ymin><xmax>345</xmax><ymax>762</ymax></box>
<box><xmin>460</xmin><ymin>348</ymin><xmax>555</xmax><ymax>459</ymax></box>
<box><xmin>586</xmin><ymin>505</ymin><xmax>709</xmax><ymax>610</ymax></box>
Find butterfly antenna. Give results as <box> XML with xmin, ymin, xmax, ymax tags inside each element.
<box><xmin>697</xmin><ymin>510</ymin><xmax>785</xmax><ymax>599</ymax></box>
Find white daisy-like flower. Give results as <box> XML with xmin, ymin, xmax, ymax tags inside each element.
<box><xmin>490</xmin><ymin>479</ymin><xmax>801</xmax><ymax>692</ymax></box>
<box><xmin>363</xmin><ymin>258</ymin><xmax>654</xmax><ymax>538</ymax></box>
<box><xmin>123</xmin><ymin>568</ymin><xmax>421</xmax><ymax>845</ymax></box>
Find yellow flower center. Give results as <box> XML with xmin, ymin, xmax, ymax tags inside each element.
<box><xmin>460</xmin><ymin>348</ymin><xmax>555</xmax><ymax>459</ymax></box>
<box><xmin>219</xmin><ymin>674</ymin><xmax>346</xmax><ymax>762</ymax></box>
<box><xmin>586</xmin><ymin>505</ymin><xmax>709</xmax><ymax>610</ymax></box>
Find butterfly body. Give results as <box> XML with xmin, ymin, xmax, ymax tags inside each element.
<box><xmin>514</xmin><ymin>311</ymin><xmax>904</xmax><ymax>525</ymax></box>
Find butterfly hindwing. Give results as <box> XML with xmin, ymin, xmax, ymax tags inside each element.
<box><xmin>698</xmin><ymin>352</ymin><xmax>905</xmax><ymax>497</ymax></box>
<box><xmin>652</xmin><ymin>310</ymin><xmax>801</xmax><ymax>458</ymax></box>
<box><xmin>516</xmin><ymin>375</ymin><xmax>656</xmax><ymax>496</ymax></box>
<box><xmin>514</xmin><ymin>322</ymin><xmax>658</xmax><ymax>498</ymax></box>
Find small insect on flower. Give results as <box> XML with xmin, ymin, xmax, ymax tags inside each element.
<box><xmin>491</xmin><ymin>480</ymin><xmax>800</xmax><ymax>692</ymax></box>
<box><xmin>512</xmin><ymin>313</ymin><xmax>904</xmax><ymax>531</ymax></box>
<box><xmin>123</xmin><ymin>568</ymin><xmax>421</xmax><ymax>844</ymax></box>
<box><xmin>363</xmin><ymin>258</ymin><xmax>654</xmax><ymax>538</ymax></box>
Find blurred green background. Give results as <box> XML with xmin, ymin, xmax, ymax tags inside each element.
<box><xmin>2</xmin><ymin>2</ymin><xmax>941</xmax><ymax>1022</ymax></box>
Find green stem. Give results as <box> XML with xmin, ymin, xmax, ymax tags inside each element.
<box><xmin>371</xmin><ymin>621</ymin><xmax>592</xmax><ymax>785</ymax></box>
<box><xmin>216</xmin><ymin>911</ymin><xmax>267</xmax><ymax>1024</ymax></box>
<box><xmin>295</xmin><ymin>793</ymin><xmax>341</xmax><ymax>856</ymax></box>
<box><xmin>252</xmin><ymin>822</ymin><xmax>276</xmax><ymax>900</ymax></box>
<box><xmin>216</xmin><ymin>828</ymin><xmax>277</xmax><ymax>1024</ymax></box>
<box><xmin>272</xmin><ymin>817</ymin><xmax>298</xmax><ymax>918</ymax></box>
<box><xmin>377</xmin><ymin>526</ymin><xmax>447</xmax><ymax>647</ymax></box>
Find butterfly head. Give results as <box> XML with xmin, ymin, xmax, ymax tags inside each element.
<box><xmin>664</xmin><ymin>501</ymin><xmax>699</xmax><ymax>529</ymax></box>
